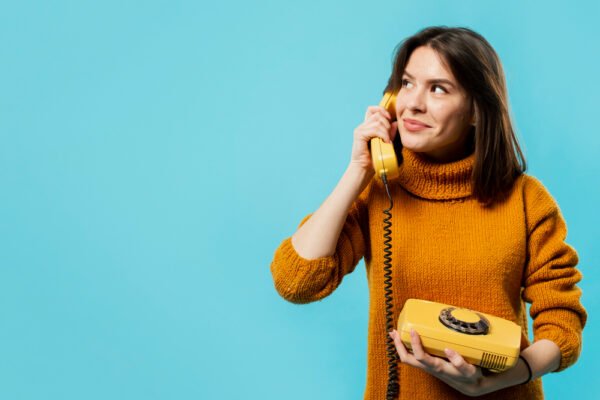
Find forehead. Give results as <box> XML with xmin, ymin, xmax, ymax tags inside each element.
<box><xmin>404</xmin><ymin>46</ymin><xmax>456</xmax><ymax>82</ymax></box>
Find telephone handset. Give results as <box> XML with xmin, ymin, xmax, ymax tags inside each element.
<box><xmin>370</xmin><ymin>91</ymin><xmax>401</xmax><ymax>182</ymax></box>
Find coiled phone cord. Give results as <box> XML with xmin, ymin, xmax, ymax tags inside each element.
<box><xmin>381</xmin><ymin>173</ymin><xmax>399</xmax><ymax>400</ymax></box>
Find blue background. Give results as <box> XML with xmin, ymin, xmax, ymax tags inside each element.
<box><xmin>1</xmin><ymin>0</ymin><xmax>598</xmax><ymax>399</ymax></box>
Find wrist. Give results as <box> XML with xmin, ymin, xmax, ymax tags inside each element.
<box><xmin>482</xmin><ymin>357</ymin><xmax>532</xmax><ymax>391</ymax></box>
<box><xmin>345</xmin><ymin>163</ymin><xmax>374</xmax><ymax>189</ymax></box>
<box><xmin>346</xmin><ymin>161</ymin><xmax>374</xmax><ymax>176</ymax></box>
<box><xmin>518</xmin><ymin>355</ymin><xmax>533</xmax><ymax>385</ymax></box>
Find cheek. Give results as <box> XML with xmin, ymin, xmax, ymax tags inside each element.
<box><xmin>395</xmin><ymin>101</ymin><xmax>406</xmax><ymax>116</ymax></box>
<box><xmin>429</xmin><ymin>103</ymin><xmax>448</xmax><ymax>118</ymax></box>
<box><xmin>430</xmin><ymin>103</ymin><xmax>465</xmax><ymax>127</ymax></box>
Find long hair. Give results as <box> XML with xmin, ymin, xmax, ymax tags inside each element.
<box><xmin>385</xmin><ymin>26</ymin><xmax>526</xmax><ymax>207</ymax></box>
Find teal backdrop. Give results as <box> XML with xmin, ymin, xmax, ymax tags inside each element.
<box><xmin>1</xmin><ymin>0</ymin><xmax>598</xmax><ymax>399</ymax></box>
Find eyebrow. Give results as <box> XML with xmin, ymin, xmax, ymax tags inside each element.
<box><xmin>402</xmin><ymin>70</ymin><xmax>456</xmax><ymax>88</ymax></box>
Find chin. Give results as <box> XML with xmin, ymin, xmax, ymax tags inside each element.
<box><xmin>399</xmin><ymin>135</ymin><xmax>431</xmax><ymax>153</ymax></box>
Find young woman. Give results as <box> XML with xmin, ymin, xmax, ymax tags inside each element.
<box><xmin>270</xmin><ymin>26</ymin><xmax>586</xmax><ymax>400</ymax></box>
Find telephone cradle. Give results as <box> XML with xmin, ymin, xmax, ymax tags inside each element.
<box><xmin>397</xmin><ymin>299</ymin><xmax>522</xmax><ymax>372</ymax></box>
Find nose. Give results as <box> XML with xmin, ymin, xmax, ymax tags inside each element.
<box><xmin>405</xmin><ymin>87</ymin><xmax>426</xmax><ymax>113</ymax></box>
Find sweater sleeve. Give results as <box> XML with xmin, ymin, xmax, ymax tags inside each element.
<box><xmin>521</xmin><ymin>175</ymin><xmax>587</xmax><ymax>372</ymax></box>
<box><xmin>269</xmin><ymin>179</ymin><xmax>373</xmax><ymax>304</ymax></box>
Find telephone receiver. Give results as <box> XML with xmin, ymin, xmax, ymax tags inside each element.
<box><xmin>370</xmin><ymin>92</ymin><xmax>401</xmax><ymax>181</ymax></box>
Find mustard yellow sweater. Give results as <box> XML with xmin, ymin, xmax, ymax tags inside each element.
<box><xmin>270</xmin><ymin>147</ymin><xmax>586</xmax><ymax>400</ymax></box>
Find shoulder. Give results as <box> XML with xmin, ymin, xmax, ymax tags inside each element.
<box><xmin>474</xmin><ymin>174</ymin><xmax>554</xmax><ymax>210</ymax></box>
<box><xmin>518</xmin><ymin>173</ymin><xmax>560</xmax><ymax>209</ymax></box>
<box><xmin>517</xmin><ymin>173</ymin><xmax>567</xmax><ymax>233</ymax></box>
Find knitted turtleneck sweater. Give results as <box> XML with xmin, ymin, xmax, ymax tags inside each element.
<box><xmin>270</xmin><ymin>147</ymin><xmax>586</xmax><ymax>400</ymax></box>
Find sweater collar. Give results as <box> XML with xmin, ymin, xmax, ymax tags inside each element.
<box><xmin>396</xmin><ymin>147</ymin><xmax>475</xmax><ymax>200</ymax></box>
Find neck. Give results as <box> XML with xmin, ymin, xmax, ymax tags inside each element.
<box><xmin>420</xmin><ymin>131</ymin><xmax>475</xmax><ymax>163</ymax></box>
<box><xmin>395</xmin><ymin>146</ymin><xmax>476</xmax><ymax>201</ymax></box>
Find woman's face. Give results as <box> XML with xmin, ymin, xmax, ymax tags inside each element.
<box><xmin>395</xmin><ymin>46</ymin><xmax>475</xmax><ymax>162</ymax></box>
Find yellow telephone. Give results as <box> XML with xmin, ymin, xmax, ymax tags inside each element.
<box><xmin>397</xmin><ymin>299</ymin><xmax>521</xmax><ymax>372</ymax></box>
<box><xmin>371</xmin><ymin>92</ymin><xmax>521</xmax><ymax>398</ymax></box>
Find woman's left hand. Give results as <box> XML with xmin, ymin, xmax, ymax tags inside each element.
<box><xmin>389</xmin><ymin>329</ymin><xmax>499</xmax><ymax>397</ymax></box>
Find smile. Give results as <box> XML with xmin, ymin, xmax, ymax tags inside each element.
<box><xmin>403</xmin><ymin>119</ymin><xmax>431</xmax><ymax>132</ymax></box>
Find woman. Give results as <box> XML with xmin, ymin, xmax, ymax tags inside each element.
<box><xmin>269</xmin><ymin>26</ymin><xmax>586</xmax><ymax>399</ymax></box>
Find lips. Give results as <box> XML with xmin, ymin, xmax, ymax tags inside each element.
<box><xmin>403</xmin><ymin>118</ymin><xmax>431</xmax><ymax>132</ymax></box>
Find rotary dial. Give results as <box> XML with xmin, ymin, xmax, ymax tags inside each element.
<box><xmin>438</xmin><ymin>307</ymin><xmax>490</xmax><ymax>335</ymax></box>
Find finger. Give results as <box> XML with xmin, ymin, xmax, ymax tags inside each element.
<box><xmin>409</xmin><ymin>329</ymin><xmax>435</xmax><ymax>365</ymax></box>
<box><xmin>389</xmin><ymin>330</ymin><xmax>409</xmax><ymax>361</ymax></box>
<box><xmin>374</xmin><ymin>105</ymin><xmax>392</xmax><ymax>120</ymax></box>
<box><xmin>359</xmin><ymin>123</ymin><xmax>392</xmax><ymax>144</ymax></box>
<box><xmin>444</xmin><ymin>348</ymin><xmax>477</xmax><ymax>377</ymax></box>
<box><xmin>390</xmin><ymin>331</ymin><xmax>447</xmax><ymax>372</ymax></box>
<box><xmin>367</xmin><ymin>117</ymin><xmax>392</xmax><ymax>143</ymax></box>
<box><xmin>410</xmin><ymin>328</ymin><xmax>428</xmax><ymax>361</ymax></box>
<box><xmin>366</xmin><ymin>106</ymin><xmax>391</xmax><ymax>121</ymax></box>
<box><xmin>390</xmin><ymin>330</ymin><xmax>424</xmax><ymax>367</ymax></box>
<box><xmin>365</xmin><ymin>106</ymin><xmax>388</xmax><ymax>120</ymax></box>
<box><xmin>376</xmin><ymin>119</ymin><xmax>392</xmax><ymax>140</ymax></box>
<box><xmin>366</xmin><ymin>115</ymin><xmax>390</xmax><ymax>129</ymax></box>
<box><xmin>381</xmin><ymin>107</ymin><xmax>392</xmax><ymax>120</ymax></box>
<box><xmin>366</xmin><ymin>112</ymin><xmax>391</xmax><ymax>129</ymax></box>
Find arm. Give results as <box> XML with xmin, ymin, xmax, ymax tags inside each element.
<box><xmin>269</xmin><ymin>165</ymin><xmax>374</xmax><ymax>304</ymax></box>
<box><xmin>520</xmin><ymin>175</ymin><xmax>587</xmax><ymax>371</ymax></box>
<box><xmin>490</xmin><ymin>176</ymin><xmax>585</xmax><ymax>387</ymax></box>
<box><xmin>291</xmin><ymin>165</ymin><xmax>373</xmax><ymax>259</ymax></box>
<box><xmin>270</xmin><ymin>104</ymin><xmax>396</xmax><ymax>304</ymax></box>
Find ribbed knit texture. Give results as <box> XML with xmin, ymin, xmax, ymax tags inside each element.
<box><xmin>270</xmin><ymin>147</ymin><xmax>586</xmax><ymax>400</ymax></box>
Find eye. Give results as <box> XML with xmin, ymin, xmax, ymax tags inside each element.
<box><xmin>432</xmin><ymin>85</ymin><xmax>447</xmax><ymax>94</ymax></box>
<box><xmin>401</xmin><ymin>79</ymin><xmax>413</xmax><ymax>89</ymax></box>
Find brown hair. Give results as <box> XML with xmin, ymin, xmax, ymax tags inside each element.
<box><xmin>385</xmin><ymin>26</ymin><xmax>526</xmax><ymax>207</ymax></box>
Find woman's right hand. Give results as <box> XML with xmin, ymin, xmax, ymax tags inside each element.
<box><xmin>350</xmin><ymin>105</ymin><xmax>399</xmax><ymax>172</ymax></box>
